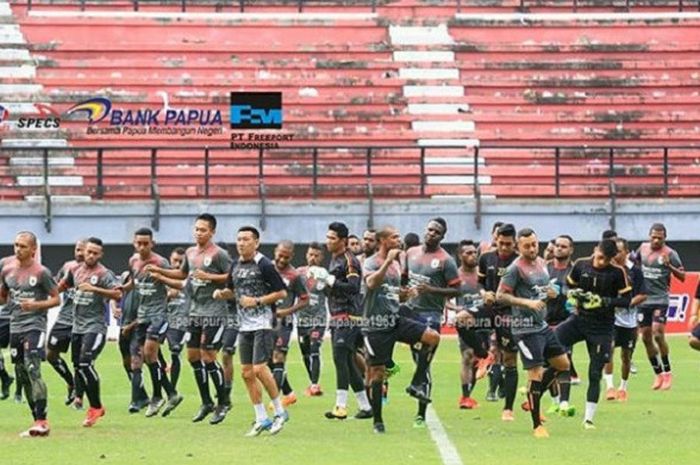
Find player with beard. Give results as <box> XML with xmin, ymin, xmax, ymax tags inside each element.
<box><xmin>478</xmin><ymin>222</ymin><xmax>503</xmax><ymax>256</ymax></box>
<box><xmin>556</xmin><ymin>239</ymin><xmax>631</xmax><ymax>429</ymax></box>
<box><xmin>403</xmin><ymin>217</ymin><xmax>461</xmax><ymax>427</ymax></box>
<box><xmin>0</xmin><ymin>232</ymin><xmax>60</xmax><ymax>437</ymax></box>
<box><xmin>47</xmin><ymin>239</ymin><xmax>85</xmax><ymax>407</ymax></box>
<box><xmin>497</xmin><ymin>228</ymin><xmax>569</xmax><ymax>438</ymax></box>
<box><xmin>348</xmin><ymin>235</ymin><xmax>362</xmax><ymax>256</ymax></box>
<box><xmin>479</xmin><ymin>224</ymin><xmax>520</xmax><ymax>420</ymax></box>
<box><xmin>637</xmin><ymin>223</ymin><xmax>685</xmax><ymax>390</ymax></box>
<box><xmin>297</xmin><ymin>242</ymin><xmax>329</xmax><ymax>396</ymax></box>
<box><xmin>270</xmin><ymin>240</ymin><xmax>309</xmax><ymax>408</ymax></box>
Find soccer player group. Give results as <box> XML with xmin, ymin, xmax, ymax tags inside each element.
<box><xmin>0</xmin><ymin>214</ymin><xmax>698</xmax><ymax>439</ymax></box>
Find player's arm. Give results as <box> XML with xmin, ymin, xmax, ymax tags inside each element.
<box><xmin>110</xmin><ymin>298</ymin><xmax>123</xmax><ymax>319</ymax></box>
<box><xmin>192</xmin><ymin>269</ymin><xmax>229</xmax><ymax>284</ymax></box>
<box><xmin>630</xmin><ymin>267</ymin><xmax>647</xmax><ymax>307</ymax></box>
<box><xmin>20</xmin><ymin>288</ymin><xmax>60</xmax><ymax>313</ymax></box>
<box><xmin>496</xmin><ymin>264</ymin><xmax>544</xmax><ymax>312</ymax></box>
<box><xmin>278</xmin><ymin>276</ymin><xmax>310</xmax><ymax>318</ymax></box>
<box><xmin>77</xmin><ymin>281</ymin><xmax>122</xmax><ymax>300</ymax></box>
<box><xmin>148</xmin><ymin>265</ymin><xmax>187</xmax><ymax>280</ymax></box>
<box><xmin>365</xmin><ymin>249</ymin><xmax>401</xmax><ymax>290</ymax></box>
<box><xmin>213</xmin><ymin>266</ymin><xmax>235</xmax><ymax>300</ymax></box>
<box><xmin>689</xmin><ymin>282</ymin><xmax>700</xmax><ymax>329</ymax></box>
<box><xmin>664</xmin><ymin>252</ymin><xmax>686</xmax><ymax>282</ymax></box>
<box><xmin>153</xmin><ymin>273</ymin><xmax>185</xmax><ymax>291</ymax></box>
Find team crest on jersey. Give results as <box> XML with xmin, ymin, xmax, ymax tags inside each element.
<box><xmin>90</xmin><ymin>275</ymin><xmax>98</xmax><ymax>285</ymax></box>
<box><xmin>204</xmin><ymin>256</ymin><xmax>212</xmax><ymax>267</ymax></box>
<box><xmin>431</xmin><ymin>259</ymin><xmax>440</xmax><ymax>269</ymax></box>
<box><xmin>29</xmin><ymin>276</ymin><xmax>37</xmax><ymax>287</ymax></box>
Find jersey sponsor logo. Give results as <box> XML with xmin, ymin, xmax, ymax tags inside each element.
<box><xmin>667</xmin><ymin>293</ymin><xmax>689</xmax><ymax>322</ymax></box>
<box><xmin>90</xmin><ymin>275</ymin><xmax>98</xmax><ymax>285</ymax></box>
<box><xmin>204</xmin><ymin>256</ymin><xmax>212</xmax><ymax>267</ymax></box>
<box><xmin>29</xmin><ymin>276</ymin><xmax>37</xmax><ymax>287</ymax></box>
<box><xmin>431</xmin><ymin>259</ymin><xmax>440</xmax><ymax>269</ymax></box>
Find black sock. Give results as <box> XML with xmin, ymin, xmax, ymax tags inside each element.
<box><xmin>417</xmin><ymin>400</ymin><xmax>428</xmax><ymax>419</ymax></box>
<box><xmin>191</xmin><ymin>361</ymin><xmax>213</xmax><ymax>405</ymax></box>
<box><xmin>528</xmin><ymin>380</ymin><xmax>543</xmax><ymax>429</ymax></box>
<box><xmin>661</xmin><ymin>355</ymin><xmax>671</xmax><ymax>373</ymax></box>
<box><xmin>558</xmin><ymin>370</ymin><xmax>571</xmax><ymax>402</ymax></box>
<box><xmin>49</xmin><ymin>356</ymin><xmax>74</xmax><ymax>389</ymax></box>
<box><xmin>205</xmin><ymin>362</ymin><xmax>226</xmax><ymax>406</ymax></box>
<box><xmin>14</xmin><ymin>364</ymin><xmax>23</xmax><ymax>396</ymax></box>
<box><xmin>159</xmin><ymin>363</ymin><xmax>177</xmax><ymax>397</ymax></box>
<box><xmin>282</xmin><ymin>373</ymin><xmax>293</xmax><ymax>396</ymax></box>
<box><xmin>489</xmin><ymin>364</ymin><xmax>502</xmax><ymax>394</ymax></box>
<box><xmin>649</xmin><ymin>355</ymin><xmax>662</xmax><ymax>375</ymax></box>
<box><xmin>461</xmin><ymin>383</ymin><xmax>473</xmax><ymax>397</ymax></box>
<box><xmin>410</xmin><ymin>346</ymin><xmax>435</xmax><ymax>387</ymax></box>
<box><xmin>503</xmin><ymin>366</ymin><xmax>518</xmax><ymax>411</ymax></box>
<box><xmin>170</xmin><ymin>353</ymin><xmax>181</xmax><ymax>390</ymax></box>
<box><xmin>302</xmin><ymin>354</ymin><xmax>312</xmax><ymax>380</ymax></box>
<box><xmin>0</xmin><ymin>355</ymin><xmax>10</xmax><ymax>383</ymax></box>
<box><xmin>158</xmin><ymin>349</ymin><xmax>167</xmax><ymax>370</ymax></box>
<box><xmin>131</xmin><ymin>368</ymin><xmax>145</xmax><ymax>403</ymax></box>
<box><xmin>223</xmin><ymin>382</ymin><xmax>232</xmax><ymax>405</ymax></box>
<box><xmin>147</xmin><ymin>362</ymin><xmax>163</xmax><ymax>400</ymax></box>
<box><xmin>568</xmin><ymin>353</ymin><xmax>578</xmax><ymax>378</ymax></box>
<box><xmin>310</xmin><ymin>353</ymin><xmax>321</xmax><ymax>384</ymax></box>
<box><xmin>122</xmin><ymin>364</ymin><xmax>132</xmax><ymax>382</ymax></box>
<box><xmin>370</xmin><ymin>380</ymin><xmax>383</xmax><ymax>424</ymax></box>
<box><xmin>386</xmin><ymin>359</ymin><xmax>395</xmax><ymax>370</ymax></box>
<box><xmin>270</xmin><ymin>362</ymin><xmax>285</xmax><ymax>389</ymax></box>
<box><xmin>34</xmin><ymin>398</ymin><xmax>47</xmax><ymax>421</ymax></box>
<box><xmin>541</xmin><ymin>366</ymin><xmax>558</xmax><ymax>392</ymax></box>
<box><xmin>80</xmin><ymin>365</ymin><xmax>102</xmax><ymax>409</ymax></box>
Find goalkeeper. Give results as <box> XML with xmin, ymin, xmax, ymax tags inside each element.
<box><xmin>555</xmin><ymin>239</ymin><xmax>632</xmax><ymax>429</ymax></box>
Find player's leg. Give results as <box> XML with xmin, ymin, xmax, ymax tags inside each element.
<box><xmin>78</xmin><ymin>332</ymin><xmax>107</xmax><ymax>427</ymax></box>
<box><xmin>690</xmin><ymin>324</ymin><xmax>700</xmax><ymax>351</ymax></box>
<box><xmin>200</xmin><ymin>322</ymin><xmax>227</xmax><ymax>424</ymax></box>
<box><xmin>220</xmin><ymin>326</ymin><xmax>238</xmax><ymax>409</ymax></box>
<box><xmin>582</xmin><ymin>332</ymin><xmax>612</xmax><ymax>429</ymax></box>
<box><xmin>639</xmin><ymin>307</ymin><xmax>663</xmax><ymax>387</ymax></box>
<box><xmin>652</xmin><ymin>309</ymin><xmax>672</xmax><ymax>389</ymax></box>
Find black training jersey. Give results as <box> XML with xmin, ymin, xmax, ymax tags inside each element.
<box><xmin>478</xmin><ymin>250</ymin><xmax>518</xmax><ymax>314</ymax></box>
<box><xmin>546</xmin><ymin>260</ymin><xmax>573</xmax><ymax>325</ymax></box>
<box><xmin>567</xmin><ymin>258</ymin><xmax>631</xmax><ymax>329</ymax></box>
<box><xmin>327</xmin><ymin>251</ymin><xmax>362</xmax><ymax>318</ymax></box>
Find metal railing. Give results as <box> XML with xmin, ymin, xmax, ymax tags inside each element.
<box><xmin>21</xmin><ymin>0</ymin><xmax>379</xmax><ymax>13</ymax></box>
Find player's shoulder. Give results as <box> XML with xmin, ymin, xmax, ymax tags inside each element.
<box><xmin>571</xmin><ymin>256</ymin><xmax>591</xmax><ymax>268</ymax></box>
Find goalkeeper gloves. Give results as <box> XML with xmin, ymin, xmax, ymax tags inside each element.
<box><xmin>306</xmin><ymin>266</ymin><xmax>336</xmax><ymax>289</ymax></box>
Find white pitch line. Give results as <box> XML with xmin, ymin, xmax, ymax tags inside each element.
<box><xmin>425</xmin><ymin>404</ymin><xmax>464</xmax><ymax>465</ymax></box>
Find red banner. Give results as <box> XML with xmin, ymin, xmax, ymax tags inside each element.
<box><xmin>667</xmin><ymin>272</ymin><xmax>698</xmax><ymax>334</ymax></box>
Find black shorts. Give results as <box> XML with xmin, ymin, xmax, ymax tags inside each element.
<box><xmin>47</xmin><ymin>323</ymin><xmax>72</xmax><ymax>353</ymax></box>
<box><xmin>514</xmin><ymin>328</ymin><xmax>566</xmax><ymax>370</ymax></box>
<box><xmin>71</xmin><ymin>332</ymin><xmax>106</xmax><ymax>365</ymax></box>
<box><xmin>692</xmin><ymin>324</ymin><xmax>700</xmax><ymax>340</ymax></box>
<box><xmin>613</xmin><ymin>326</ymin><xmax>638</xmax><ymax>350</ymax></box>
<box><xmin>363</xmin><ymin>316</ymin><xmax>428</xmax><ymax>366</ymax></box>
<box><xmin>273</xmin><ymin>321</ymin><xmax>293</xmax><ymax>354</ymax></box>
<box><xmin>495</xmin><ymin>323</ymin><xmax>518</xmax><ymax>353</ymax></box>
<box><xmin>118</xmin><ymin>329</ymin><xmax>132</xmax><ymax>359</ymax></box>
<box><xmin>10</xmin><ymin>330</ymin><xmax>46</xmax><ymax>363</ymax></box>
<box><xmin>166</xmin><ymin>328</ymin><xmax>188</xmax><ymax>354</ymax></box>
<box><xmin>187</xmin><ymin>316</ymin><xmax>225</xmax><ymax>351</ymax></box>
<box><xmin>330</xmin><ymin>322</ymin><xmax>361</xmax><ymax>351</ymax></box>
<box><xmin>554</xmin><ymin>315</ymin><xmax>613</xmax><ymax>365</ymax></box>
<box><xmin>239</xmin><ymin>329</ymin><xmax>274</xmax><ymax>365</ymax></box>
<box><xmin>298</xmin><ymin>326</ymin><xmax>325</xmax><ymax>346</ymax></box>
<box><xmin>222</xmin><ymin>326</ymin><xmax>239</xmax><ymax>356</ymax></box>
<box><xmin>457</xmin><ymin>328</ymin><xmax>490</xmax><ymax>359</ymax></box>
<box><xmin>0</xmin><ymin>318</ymin><xmax>10</xmax><ymax>348</ymax></box>
<box><xmin>638</xmin><ymin>305</ymin><xmax>668</xmax><ymax>327</ymax></box>
<box><xmin>136</xmin><ymin>317</ymin><xmax>169</xmax><ymax>345</ymax></box>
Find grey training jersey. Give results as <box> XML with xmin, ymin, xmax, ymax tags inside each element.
<box><xmin>66</xmin><ymin>262</ymin><xmax>118</xmax><ymax>335</ymax></box>
<box><xmin>1</xmin><ymin>258</ymin><xmax>56</xmax><ymax>334</ymax></box>
<box><xmin>54</xmin><ymin>260</ymin><xmax>82</xmax><ymax>327</ymax></box>
<box><xmin>498</xmin><ymin>256</ymin><xmax>550</xmax><ymax>336</ymax></box>
<box><xmin>130</xmin><ymin>253</ymin><xmax>170</xmax><ymax>323</ymax></box>
<box><xmin>638</xmin><ymin>242</ymin><xmax>683</xmax><ymax>307</ymax></box>
<box><xmin>181</xmin><ymin>243</ymin><xmax>232</xmax><ymax>318</ymax></box>
<box><xmin>362</xmin><ymin>254</ymin><xmax>402</xmax><ymax>332</ymax></box>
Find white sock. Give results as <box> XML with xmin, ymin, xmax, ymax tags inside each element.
<box><xmin>619</xmin><ymin>379</ymin><xmax>628</xmax><ymax>391</ymax></box>
<box><xmin>271</xmin><ymin>396</ymin><xmax>285</xmax><ymax>416</ymax></box>
<box><xmin>584</xmin><ymin>401</ymin><xmax>597</xmax><ymax>423</ymax></box>
<box><xmin>336</xmin><ymin>389</ymin><xmax>348</xmax><ymax>408</ymax></box>
<box><xmin>254</xmin><ymin>403</ymin><xmax>267</xmax><ymax>422</ymax></box>
<box><xmin>355</xmin><ymin>390</ymin><xmax>371</xmax><ymax>411</ymax></box>
<box><xmin>560</xmin><ymin>400</ymin><xmax>569</xmax><ymax>409</ymax></box>
<box><xmin>604</xmin><ymin>373</ymin><xmax>614</xmax><ymax>389</ymax></box>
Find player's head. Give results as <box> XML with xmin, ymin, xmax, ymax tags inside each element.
<box><xmin>74</xmin><ymin>238</ymin><xmax>87</xmax><ymax>263</ymax></box>
<box><xmin>543</xmin><ymin>239</ymin><xmax>556</xmax><ymax>260</ymax></box>
<box><xmin>327</xmin><ymin>222</ymin><xmax>349</xmax><ymax>255</ymax></box>
<box><xmin>592</xmin><ymin>238</ymin><xmax>617</xmax><ymax>269</ymax></box>
<box><xmin>85</xmin><ymin>237</ymin><xmax>104</xmax><ymax>267</ymax></box>
<box><xmin>403</xmin><ymin>232</ymin><xmax>420</xmax><ymax>250</ymax></box>
<box><xmin>274</xmin><ymin>240</ymin><xmax>295</xmax><ymax>269</ymax></box>
<box><xmin>362</xmin><ymin>229</ymin><xmax>378</xmax><ymax>256</ymax></box>
<box><xmin>602</xmin><ymin>230</ymin><xmax>618</xmax><ymax>241</ymax></box>
<box><xmin>495</xmin><ymin>223</ymin><xmax>516</xmax><ymax>257</ymax></box>
<box><xmin>306</xmin><ymin>241</ymin><xmax>324</xmax><ymax>267</ymax></box>
<box><xmin>491</xmin><ymin>221</ymin><xmax>504</xmax><ymax>240</ymax></box>
<box><xmin>348</xmin><ymin>235</ymin><xmax>361</xmax><ymax>255</ymax></box>
<box><xmin>424</xmin><ymin>217</ymin><xmax>447</xmax><ymax>248</ymax></box>
<box><xmin>649</xmin><ymin>223</ymin><xmax>667</xmax><ymax>250</ymax></box>
<box><xmin>458</xmin><ymin>239</ymin><xmax>478</xmax><ymax>268</ymax></box>
<box><xmin>516</xmin><ymin>228</ymin><xmax>538</xmax><ymax>261</ymax></box>
<box><xmin>236</xmin><ymin>226</ymin><xmax>260</xmax><ymax>259</ymax></box>
<box><xmin>377</xmin><ymin>226</ymin><xmax>401</xmax><ymax>252</ymax></box>
<box><xmin>133</xmin><ymin>227</ymin><xmax>154</xmax><ymax>259</ymax></box>
<box><xmin>194</xmin><ymin>213</ymin><xmax>216</xmax><ymax>246</ymax></box>
<box><xmin>614</xmin><ymin>237</ymin><xmax>629</xmax><ymax>265</ymax></box>
<box><xmin>14</xmin><ymin>231</ymin><xmax>37</xmax><ymax>263</ymax></box>
<box><xmin>170</xmin><ymin>246</ymin><xmax>186</xmax><ymax>269</ymax></box>
<box><xmin>554</xmin><ymin>235</ymin><xmax>574</xmax><ymax>260</ymax></box>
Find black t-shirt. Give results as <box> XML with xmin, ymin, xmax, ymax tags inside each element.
<box><xmin>327</xmin><ymin>251</ymin><xmax>362</xmax><ymax>318</ymax></box>
<box><xmin>546</xmin><ymin>260</ymin><xmax>573</xmax><ymax>325</ymax></box>
<box><xmin>567</xmin><ymin>258</ymin><xmax>631</xmax><ymax>329</ymax></box>
<box><xmin>478</xmin><ymin>250</ymin><xmax>518</xmax><ymax>314</ymax></box>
